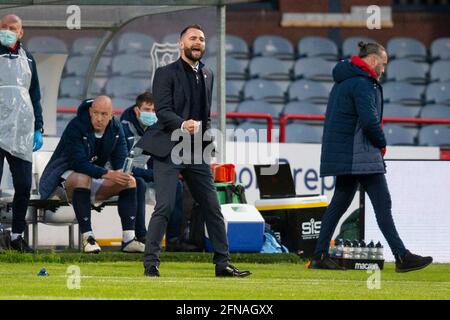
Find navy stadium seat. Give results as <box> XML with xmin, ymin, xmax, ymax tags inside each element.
<box><xmin>288</xmin><ymin>80</ymin><xmax>329</xmax><ymax>104</ymax></box>
<box><xmin>253</xmin><ymin>35</ymin><xmax>295</xmax><ymax>60</ymax></box>
<box><xmin>384</xmin><ymin>124</ymin><xmax>418</xmax><ymax>146</ymax></box>
<box><xmin>294</xmin><ymin>57</ymin><xmax>334</xmax><ymax>81</ymax></box>
<box><xmin>386</xmin><ymin>37</ymin><xmax>427</xmax><ymax>62</ymax></box>
<box><xmin>244</xmin><ymin>79</ymin><xmax>286</xmax><ymax>103</ymax></box>
<box><xmin>418</xmin><ymin>125</ymin><xmax>450</xmax><ymax>146</ymax></box>
<box><xmin>383</xmin><ymin>82</ymin><xmax>423</xmax><ymax>105</ymax></box>
<box><xmin>249</xmin><ymin>57</ymin><xmax>291</xmax><ymax>80</ymax></box>
<box><xmin>386</xmin><ymin>59</ymin><xmax>427</xmax><ymax>85</ymax></box>
<box><xmin>298</xmin><ymin>36</ymin><xmax>338</xmax><ymax>60</ymax></box>
<box><xmin>430</xmin><ymin>37</ymin><xmax>450</xmax><ymax>61</ymax></box>
<box><xmin>285</xmin><ymin>123</ymin><xmax>323</xmax><ymax>143</ymax></box>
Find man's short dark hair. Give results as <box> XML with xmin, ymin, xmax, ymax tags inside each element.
<box><xmin>135</xmin><ymin>92</ymin><xmax>154</xmax><ymax>108</ymax></box>
<box><xmin>358</xmin><ymin>41</ymin><xmax>386</xmax><ymax>58</ymax></box>
<box><xmin>180</xmin><ymin>24</ymin><xmax>204</xmax><ymax>38</ymax></box>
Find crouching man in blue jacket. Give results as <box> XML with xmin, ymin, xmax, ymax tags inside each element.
<box><xmin>39</xmin><ymin>96</ymin><xmax>144</xmax><ymax>253</ymax></box>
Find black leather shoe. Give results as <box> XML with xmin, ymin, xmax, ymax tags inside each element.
<box><xmin>215</xmin><ymin>264</ymin><xmax>251</xmax><ymax>277</ymax></box>
<box><xmin>308</xmin><ymin>253</ymin><xmax>345</xmax><ymax>270</ymax></box>
<box><xmin>395</xmin><ymin>251</ymin><xmax>433</xmax><ymax>273</ymax></box>
<box><xmin>10</xmin><ymin>236</ymin><xmax>34</xmax><ymax>253</ymax></box>
<box><xmin>144</xmin><ymin>265</ymin><xmax>160</xmax><ymax>277</ymax></box>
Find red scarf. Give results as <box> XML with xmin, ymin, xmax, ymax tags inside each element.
<box><xmin>350</xmin><ymin>55</ymin><xmax>378</xmax><ymax>79</ymax></box>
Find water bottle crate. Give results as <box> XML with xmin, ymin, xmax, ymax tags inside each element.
<box><xmin>331</xmin><ymin>257</ymin><xmax>384</xmax><ymax>270</ymax></box>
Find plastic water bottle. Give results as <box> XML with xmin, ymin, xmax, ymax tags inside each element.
<box><xmin>375</xmin><ymin>241</ymin><xmax>384</xmax><ymax>260</ymax></box>
<box><xmin>328</xmin><ymin>240</ymin><xmax>336</xmax><ymax>257</ymax></box>
<box><xmin>360</xmin><ymin>240</ymin><xmax>369</xmax><ymax>260</ymax></box>
<box><xmin>352</xmin><ymin>240</ymin><xmax>361</xmax><ymax>259</ymax></box>
<box><xmin>335</xmin><ymin>239</ymin><xmax>344</xmax><ymax>258</ymax></box>
<box><xmin>343</xmin><ymin>239</ymin><xmax>353</xmax><ymax>259</ymax></box>
<box><xmin>122</xmin><ymin>150</ymin><xmax>135</xmax><ymax>174</ymax></box>
<box><xmin>368</xmin><ymin>240</ymin><xmax>377</xmax><ymax>260</ymax></box>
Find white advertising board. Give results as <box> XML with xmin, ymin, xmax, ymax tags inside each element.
<box><xmin>365</xmin><ymin>160</ymin><xmax>450</xmax><ymax>262</ymax></box>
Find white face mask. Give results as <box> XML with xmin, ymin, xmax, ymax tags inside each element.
<box><xmin>0</xmin><ymin>30</ymin><xmax>17</xmax><ymax>47</ymax></box>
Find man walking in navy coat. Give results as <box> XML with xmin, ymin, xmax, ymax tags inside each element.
<box><xmin>310</xmin><ymin>42</ymin><xmax>433</xmax><ymax>272</ymax></box>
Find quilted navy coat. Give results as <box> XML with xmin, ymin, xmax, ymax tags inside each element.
<box><xmin>320</xmin><ymin>59</ymin><xmax>387</xmax><ymax>177</ymax></box>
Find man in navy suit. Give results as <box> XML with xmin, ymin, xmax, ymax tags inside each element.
<box><xmin>138</xmin><ymin>24</ymin><xmax>250</xmax><ymax>277</ymax></box>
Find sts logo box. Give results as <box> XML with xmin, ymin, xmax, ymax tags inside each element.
<box><xmin>301</xmin><ymin>218</ymin><xmax>321</xmax><ymax>240</ymax></box>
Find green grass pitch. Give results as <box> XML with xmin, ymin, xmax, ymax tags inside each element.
<box><xmin>0</xmin><ymin>252</ymin><xmax>448</xmax><ymax>300</ymax></box>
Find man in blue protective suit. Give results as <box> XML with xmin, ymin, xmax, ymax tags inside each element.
<box><xmin>120</xmin><ymin>92</ymin><xmax>185</xmax><ymax>248</ymax></box>
<box><xmin>0</xmin><ymin>14</ymin><xmax>44</xmax><ymax>253</ymax></box>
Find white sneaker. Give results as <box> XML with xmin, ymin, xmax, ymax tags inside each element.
<box><xmin>83</xmin><ymin>236</ymin><xmax>101</xmax><ymax>253</ymax></box>
<box><xmin>122</xmin><ymin>239</ymin><xmax>145</xmax><ymax>253</ymax></box>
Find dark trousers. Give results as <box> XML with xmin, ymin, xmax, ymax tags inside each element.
<box><xmin>135</xmin><ymin>177</ymin><xmax>183</xmax><ymax>240</ymax></box>
<box><xmin>0</xmin><ymin>148</ymin><xmax>32</xmax><ymax>234</ymax></box>
<box><xmin>314</xmin><ymin>173</ymin><xmax>407</xmax><ymax>257</ymax></box>
<box><xmin>143</xmin><ymin>155</ymin><xmax>230</xmax><ymax>269</ymax></box>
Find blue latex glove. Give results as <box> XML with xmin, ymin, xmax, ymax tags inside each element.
<box><xmin>33</xmin><ymin>130</ymin><xmax>43</xmax><ymax>151</ymax></box>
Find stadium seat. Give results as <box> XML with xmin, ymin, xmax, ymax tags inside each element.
<box><xmin>418</xmin><ymin>125</ymin><xmax>450</xmax><ymax>146</ymax></box>
<box><xmin>226</xmin><ymin>80</ymin><xmax>244</xmax><ymax>103</ymax></box>
<box><xmin>112</xmin><ymin>98</ymin><xmax>135</xmax><ymax>110</ymax></box>
<box><xmin>249</xmin><ymin>57</ymin><xmax>291</xmax><ymax>80</ymax></box>
<box><xmin>234</xmin><ymin>121</ymin><xmax>275</xmax><ymax>143</ymax></box>
<box><xmin>298</xmin><ymin>36</ymin><xmax>338</xmax><ymax>60</ymax></box>
<box><xmin>27</xmin><ymin>36</ymin><xmax>68</xmax><ymax>54</ymax></box>
<box><xmin>91</xmin><ymin>77</ymin><xmax>107</xmax><ymax>96</ymax></box>
<box><xmin>386</xmin><ymin>37</ymin><xmax>427</xmax><ymax>61</ymax></box>
<box><xmin>342</xmin><ymin>36</ymin><xmax>376</xmax><ymax>59</ymax></box>
<box><xmin>57</xmin><ymin>98</ymin><xmax>80</xmax><ymax>109</ymax></box>
<box><xmin>116</xmin><ymin>32</ymin><xmax>155</xmax><ymax>56</ymax></box>
<box><xmin>243</xmin><ymin>79</ymin><xmax>286</xmax><ymax>103</ymax></box>
<box><xmin>59</xmin><ymin>76</ymin><xmax>84</xmax><ymax>98</ymax></box>
<box><xmin>94</xmin><ymin>57</ymin><xmax>112</xmax><ymax>77</ymax></box>
<box><xmin>71</xmin><ymin>37</ymin><xmax>114</xmax><ymax>56</ymax></box>
<box><xmin>226</xmin><ymin>57</ymin><xmax>248</xmax><ymax>80</ymax></box>
<box><xmin>383</xmin><ymin>82</ymin><xmax>423</xmax><ymax>105</ymax></box>
<box><xmin>282</xmin><ymin>101</ymin><xmax>326</xmax><ymax>126</ymax></box>
<box><xmin>420</xmin><ymin>105</ymin><xmax>450</xmax><ymax>119</ymax></box>
<box><xmin>105</xmin><ymin>77</ymin><xmax>150</xmax><ymax>99</ymax></box>
<box><xmin>293</xmin><ymin>57</ymin><xmax>334</xmax><ymax>81</ymax></box>
<box><xmin>56</xmin><ymin>113</ymin><xmax>75</xmax><ymax>136</ymax></box>
<box><xmin>64</xmin><ymin>56</ymin><xmax>91</xmax><ymax>77</ymax></box>
<box><xmin>161</xmin><ymin>33</ymin><xmax>180</xmax><ymax>45</ymax></box>
<box><xmin>210</xmin><ymin>120</ymin><xmax>237</xmax><ymax>141</ymax></box>
<box><xmin>386</xmin><ymin>59</ymin><xmax>427</xmax><ymax>85</ymax></box>
<box><xmin>253</xmin><ymin>35</ymin><xmax>295</xmax><ymax>60</ymax></box>
<box><xmin>383</xmin><ymin>103</ymin><xmax>421</xmax><ymax>118</ymax></box>
<box><xmin>430</xmin><ymin>61</ymin><xmax>450</xmax><ymax>82</ymax></box>
<box><xmin>204</xmin><ymin>56</ymin><xmax>217</xmax><ymax>75</ymax></box>
<box><xmin>112</xmin><ymin>54</ymin><xmax>152</xmax><ymax>77</ymax></box>
<box><xmin>208</xmin><ymin>35</ymin><xmax>250</xmax><ymax>59</ymax></box>
<box><xmin>384</xmin><ymin>124</ymin><xmax>418</xmax><ymax>146</ymax></box>
<box><xmin>430</xmin><ymin>37</ymin><xmax>450</xmax><ymax>61</ymax></box>
<box><xmin>426</xmin><ymin>82</ymin><xmax>450</xmax><ymax>105</ymax></box>
<box><xmin>285</xmin><ymin>123</ymin><xmax>323</xmax><ymax>143</ymax></box>
<box><xmin>71</xmin><ymin>37</ymin><xmax>100</xmax><ymax>56</ymax></box>
<box><xmin>236</xmin><ymin>100</ymin><xmax>283</xmax><ymax>122</ymax></box>
<box><xmin>288</xmin><ymin>80</ymin><xmax>329</xmax><ymax>104</ymax></box>
<box><xmin>283</xmin><ymin>101</ymin><xmax>326</xmax><ymax>115</ymax></box>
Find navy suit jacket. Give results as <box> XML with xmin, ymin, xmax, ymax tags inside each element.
<box><xmin>136</xmin><ymin>58</ymin><xmax>214</xmax><ymax>158</ymax></box>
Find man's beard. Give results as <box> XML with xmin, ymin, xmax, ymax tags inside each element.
<box><xmin>184</xmin><ymin>47</ymin><xmax>204</xmax><ymax>61</ymax></box>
